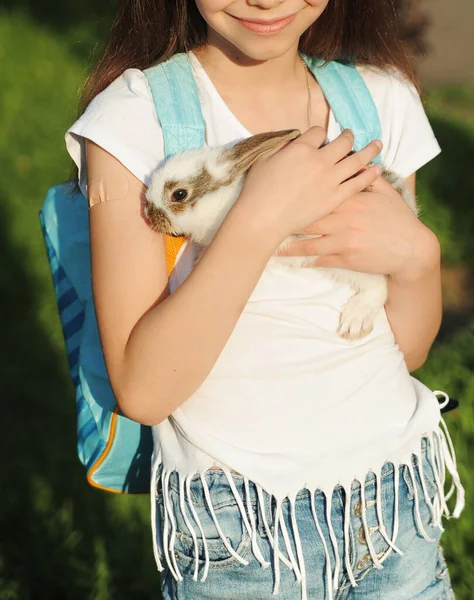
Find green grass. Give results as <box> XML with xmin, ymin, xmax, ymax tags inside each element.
<box><xmin>0</xmin><ymin>11</ymin><xmax>157</xmax><ymax>600</ymax></box>
<box><xmin>1</xmin><ymin>8</ymin><xmax>473</xmax><ymax>599</ymax></box>
<box><xmin>417</xmin><ymin>85</ymin><xmax>474</xmax><ymax>266</ymax></box>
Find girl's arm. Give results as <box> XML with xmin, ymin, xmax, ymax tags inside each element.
<box><xmin>384</xmin><ymin>173</ymin><xmax>443</xmax><ymax>372</ymax></box>
<box><xmin>87</xmin><ymin>140</ymin><xmax>277</xmax><ymax>426</ymax></box>
<box><xmin>277</xmin><ymin>172</ymin><xmax>442</xmax><ymax>371</ymax></box>
<box><xmin>86</xmin><ymin>130</ymin><xmax>382</xmax><ymax>425</ymax></box>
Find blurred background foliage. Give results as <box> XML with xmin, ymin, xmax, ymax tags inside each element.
<box><xmin>0</xmin><ymin>1</ymin><xmax>473</xmax><ymax>599</ymax></box>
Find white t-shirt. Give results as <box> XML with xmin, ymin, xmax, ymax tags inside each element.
<box><xmin>66</xmin><ymin>53</ymin><xmax>443</xmax><ymax>495</ymax></box>
<box><xmin>67</xmin><ymin>53</ymin><xmax>440</xmax><ymax>197</ymax></box>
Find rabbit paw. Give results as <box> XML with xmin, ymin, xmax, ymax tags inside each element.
<box><xmin>337</xmin><ymin>296</ymin><xmax>381</xmax><ymax>340</ymax></box>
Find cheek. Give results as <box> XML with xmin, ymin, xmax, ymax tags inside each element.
<box><xmin>302</xmin><ymin>0</ymin><xmax>331</xmax><ymax>24</ymax></box>
<box><xmin>194</xmin><ymin>0</ymin><xmax>231</xmax><ymax>34</ymax></box>
<box><xmin>195</xmin><ymin>0</ymin><xmax>232</xmax><ymax>17</ymax></box>
<box><xmin>292</xmin><ymin>0</ymin><xmax>331</xmax><ymax>34</ymax></box>
<box><xmin>305</xmin><ymin>0</ymin><xmax>331</xmax><ymax>19</ymax></box>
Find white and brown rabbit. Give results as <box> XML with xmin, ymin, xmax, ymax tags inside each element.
<box><xmin>145</xmin><ymin>130</ymin><xmax>418</xmax><ymax>340</ymax></box>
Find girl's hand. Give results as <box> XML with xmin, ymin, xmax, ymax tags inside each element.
<box><xmin>233</xmin><ymin>127</ymin><xmax>382</xmax><ymax>244</ymax></box>
<box><xmin>279</xmin><ymin>175</ymin><xmax>440</xmax><ymax>281</ymax></box>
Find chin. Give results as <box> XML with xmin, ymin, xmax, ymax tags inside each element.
<box><xmin>222</xmin><ymin>34</ymin><xmax>302</xmax><ymax>63</ymax></box>
<box><xmin>244</xmin><ymin>42</ymin><xmax>299</xmax><ymax>62</ymax></box>
<box><xmin>204</xmin><ymin>10</ymin><xmax>313</xmax><ymax>64</ymax></box>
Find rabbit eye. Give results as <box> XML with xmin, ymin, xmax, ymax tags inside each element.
<box><xmin>172</xmin><ymin>189</ymin><xmax>188</xmax><ymax>202</ymax></box>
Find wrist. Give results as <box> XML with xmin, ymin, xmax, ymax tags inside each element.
<box><xmin>225</xmin><ymin>195</ymin><xmax>284</xmax><ymax>255</ymax></box>
<box><xmin>390</xmin><ymin>227</ymin><xmax>441</xmax><ymax>284</ymax></box>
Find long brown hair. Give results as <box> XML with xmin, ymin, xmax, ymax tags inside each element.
<box><xmin>79</xmin><ymin>0</ymin><xmax>419</xmax><ymax>115</ymax></box>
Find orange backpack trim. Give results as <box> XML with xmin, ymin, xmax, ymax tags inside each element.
<box><xmin>86</xmin><ymin>234</ymin><xmax>185</xmax><ymax>494</ymax></box>
<box><xmin>86</xmin><ymin>407</ymin><xmax>123</xmax><ymax>493</ymax></box>
<box><xmin>165</xmin><ymin>235</ymin><xmax>187</xmax><ymax>276</ymax></box>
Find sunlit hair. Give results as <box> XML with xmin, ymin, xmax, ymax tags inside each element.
<box><xmin>79</xmin><ymin>0</ymin><xmax>419</xmax><ymax>115</ymax></box>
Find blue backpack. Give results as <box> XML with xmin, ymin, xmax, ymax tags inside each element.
<box><xmin>39</xmin><ymin>53</ymin><xmax>382</xmax><ymax>494</ymax></box>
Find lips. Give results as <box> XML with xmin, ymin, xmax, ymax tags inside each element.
<box><xmin>232</xmin><ymin>13</ymin><xmax>298</xmax><ymax>35</ymax></box>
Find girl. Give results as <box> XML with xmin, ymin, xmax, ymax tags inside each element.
<box><xmin>66</xmin><ymin>1</ymin><xmax>464</xmax><ymax>598</ymax></box>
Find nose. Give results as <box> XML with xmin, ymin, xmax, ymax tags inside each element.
<box><xmin>145</xmin><ymin>201</ymin><xmax>174</xmax><ymax>234</ymax></box>
<box><xmin>247</xmin><ymin>0</ymin><xmax>285</xmax><ymax>8</ymax></box>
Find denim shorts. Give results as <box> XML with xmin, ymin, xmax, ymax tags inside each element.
<box><xmin>156</xmin><ymin>441</ymin><xmax>454</xmax><ymax>600</ymax></box>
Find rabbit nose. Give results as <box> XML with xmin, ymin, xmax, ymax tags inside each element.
<box><xmin>145</xmin><ymin>201</ymin><xmax>174</xmax><ymax>234</ymax></box>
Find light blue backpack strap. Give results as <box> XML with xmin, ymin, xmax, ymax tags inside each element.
<box><xmin>144</xmin><ymin>53</ymin><xmax>205</xmax><ymax>158</ymax></box>
<box><xmin>303</xmin><ymin>56</ymin><xmax>383</xmax><ymax>165</ymax></box>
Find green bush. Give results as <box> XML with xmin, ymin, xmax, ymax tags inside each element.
<box><xmin>0</xmin><ymin>11</ymin><xmax>157</xmax><ymax>600</ymax></box>
<box><xmin>417</xmin><ymin>87</ymin><xmax>474</xmax><ymax>266</ymax></box>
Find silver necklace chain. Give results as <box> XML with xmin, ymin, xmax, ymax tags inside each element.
<box><xmin>301</xmin><ymin>58</ymin><xmax>312</xmax><ymax>130</ymax></box>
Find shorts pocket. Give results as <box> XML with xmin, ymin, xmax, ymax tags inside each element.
<box><xmin>400</xmin><ymin>444</ymin><xmax>444</xmax><ymax>546</ymax></box>
<box><xmin>157</xmin><ymin>474</ymin><xmax>252</xmax><ymax>570</ymax></box>
<box><xmin>402</xmin><ymin>441</ymin><xmax>440</xmax><ymax>506</ymax></box>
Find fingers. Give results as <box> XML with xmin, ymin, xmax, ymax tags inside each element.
<box><xmin>277</xmin><ymin>236</ymin><xmax>321</xmax><ymax>257</ymax></box>
<box><xmin>335</xmin><ymin>139</ymin><xmax>383</xmax><ymax>182</ymax></box>
<box><xmin>370</xmin><ymin>175</ymin><xmax>401</xmax><ymax>199</ymax></box>
<box><xmin>319</xmin><ymin>129</ymin><xmax>355</xmax><ymax>163</ymax></box>
<box><xmin>338</xmin><ymin>165</ymin><xmax>382</xmax><ymax>199</ymax></box>
<box><xmin>294</xmin><ymin>126</ymin><xmax>328</xmax><ymax>150</ymax></box>
<box><xmin>278</xmin><ymin>233</ymin><xmax>342</xmax><ymax>258</ymax></box>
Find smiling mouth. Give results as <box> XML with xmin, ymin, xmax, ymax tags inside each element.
<box><xmin>231</xmin><ymin>13</ymin><xmax>298</xmax><ymax>35</ymax></box>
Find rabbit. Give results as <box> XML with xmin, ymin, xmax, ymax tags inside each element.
<box><xmin>144</xmin><ymin>129</ymin><xmax>418</xmax><ymax>340</ymax></box>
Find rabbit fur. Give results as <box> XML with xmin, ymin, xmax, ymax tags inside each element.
<box><xmin>145</xmin><ymin>129</ymin><xmax>418</xmax><ymax>340</ymax></box>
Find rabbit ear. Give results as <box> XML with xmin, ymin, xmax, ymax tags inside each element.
<box><xmin>224</xmin><ymin>129</ymin><xmax>300</xmax><ymax>176</ymax></box>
